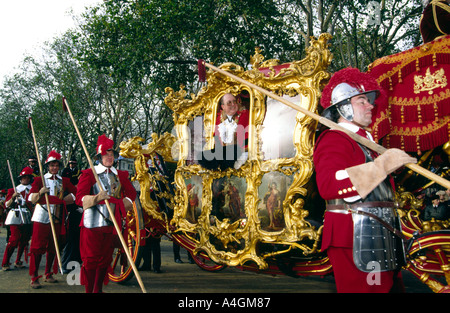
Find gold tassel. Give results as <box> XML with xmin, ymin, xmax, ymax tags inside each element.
<box><xmin>401</xmin><ymin>105</ymin><xmax>405</xmax><ymax>123</ymax></box>
<box><xmin>434</xmin><ymin>102</ymin><xmax>439</xmax><ymax>122</ymax></box>
<box><xmin>448</xmin><ymin>122</ymin><xmax>450</xmax><ymax>141</ymax></box>
<box><xmin>418</xmin><ymin>104</ymin><xmax>422</xmax><ymax>124</ymax></box>
<box><xmin>416</xmin><ymin>135</ymin><xmax>421</xmax><ymax>156</ymax></box>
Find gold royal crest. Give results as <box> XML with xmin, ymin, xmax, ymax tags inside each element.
<box><xmin>414</xmin><ymin>67</ymin><xmax>447</xmax><ymax>95</ymax></box>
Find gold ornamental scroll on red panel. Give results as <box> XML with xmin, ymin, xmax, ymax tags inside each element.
<box><xmin>368</xmin><ymin>35</ymin><xmax>450</xmax><ymax>155</ymax></box>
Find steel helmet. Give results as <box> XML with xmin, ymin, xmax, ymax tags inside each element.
<box><xmin>44</xmin><ymin>150</ymin><xmax>63</xmax><ymax>165</ymax></box>
<box><xmin>321</xmin><ymin>68</ymin><xmax>381</xmax><ymax>122</ymax></box>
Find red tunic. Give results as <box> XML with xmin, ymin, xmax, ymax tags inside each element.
<box><xmin>314</xmin><ymin>127</ymin><xmax>403</xmax><ymax>293</ymax></box>
<box><xmin>314</xmin><ymin>129</ymin><xmax>364</xmax><ymax>250</ymax></box>
<box><xmin>2</xmin><ymin>186</ymin><xmax>33</xmax><ymax>267</ymax></box>
<box><xmin>75</xmin><ymin>168</ymin><xmax>137</xmax><ymax>224</ymax></box>
<box><xmin>5</xmin><ymin>186</ymin><xmax>33</xmax><ymax>212</ymax></box>
<box><xmin>28</xmin><ymin>175</ymin><xmax>77</xmax><ymax>279</ymax></box>
<box><xmin>29</xmin><ymin>176</ymin><xmax>77</xmax><ymax>210</ymax></box>
<box><xmin>75</xmin><ymin>167</ymin><xmax>136</xmax><ymax>276</ymax></box>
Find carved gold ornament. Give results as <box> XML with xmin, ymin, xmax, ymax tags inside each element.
<box><xmin>121</xmin><ymin>34</ymin><xmax>333</xmax><ymax>269</ymax></box>
<box><xmin>414</xmin><ymin>67</ymin><xmax>447</xmax><ymax>95</ymax></box>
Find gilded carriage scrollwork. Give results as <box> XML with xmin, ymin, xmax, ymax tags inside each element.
<box><xmin>114</xmin><ymin>34</ymin><xmax>450</xmax><ymax>293</ymax></box>
<box><xmin>122</xmin><ymin>34</ymin><xmax>333</xmax><ymax>269</ymax></box>
<box><xmin>119</xmin><ymin>133</ymin><xmax>176</xmax><ymax>223</ymax></box>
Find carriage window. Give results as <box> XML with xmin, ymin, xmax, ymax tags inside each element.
<box><xmin>198</xmin><ymin>91</ymin><xmax>250</xmax><ymax>171</ymax></box>
<box><xmin>261</xmin><ymin>95</ymin><xmax>299</xmax><ymax>160</ymax></box>
<box><xmin>186</xmin><ymin>116</ymin><xmax>204</xmax><ymax>165</ymax></box>
<box><xmin>214</xmin><ymin>92</ymin><xmax>249</xmax><ymax>152</ymax></box>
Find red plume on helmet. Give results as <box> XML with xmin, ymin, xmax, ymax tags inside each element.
<box><xmin>96</xmin><ymin>134</ymin><xmax>115</xmax><ymax>156</ymax></box>
<box><xmin>18</xmin><ymin>167</ymin><xmax>34</xmax><ymax>178</ymax></box>
<box><xmin>320</xmin><ymin>67</ymin><xmax>386</xmax><ymax>110</ymax></box>
<box><xmin>45</xmin><ymin>150</ymin><xmax>62</xmax><ymax>164</ymax></box>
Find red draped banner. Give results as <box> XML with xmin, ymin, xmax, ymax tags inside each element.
<box><xmin>368</xmin><ymin>35</ymin><xmax>450</xmax><ymax>155</ymax></box>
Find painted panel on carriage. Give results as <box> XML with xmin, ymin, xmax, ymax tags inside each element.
<box><xmin>258</xmin><ymin>171</ymin><xmax>293</xmax><ymax>231</ymax></box>
<box><xmin>211</xmin><ymin>176</ymin><xmax>247</xmax><ymax>223</ymax></box>
<box><xmin>183</xmin><ymin>175</ymin><xmax>202</xmax><ymax>223</ymax></box>
<box><xmin>261</xmin><ymin>95</ymin><xmax>299</xmax><ymax>160</ymax></box>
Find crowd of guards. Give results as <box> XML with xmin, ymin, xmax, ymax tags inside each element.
<box><xmin>0</xmin><ymin>154</ymin><xmax>81</xmax><ymax>288</ymax></box>
<box><xmin>0</xmin><ymin>135</ymin><xmax>138</xmax><ymax>292</ymax></box>
<box><xmin>0</xmin><ymin>134</ymin><xmax>196</xmax><ymax>293</ymax></box>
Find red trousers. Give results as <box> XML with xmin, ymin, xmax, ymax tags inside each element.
<box><xmin>2</xmin><ymin>224</ymin><xmax>32</xmax><ymax>267</ymax></box>
<box><xmin>327</xmin><ymin>247</ymin><xmax>405</xmax><ymax>293</ymax></box>
<box><xmin>80</xmin><ymin>226</ymin><xmax>115</xmax><ymax>293</ymax></box>
<box><xmin>29</xmin><ymin>222</ymin><xmax>63</xmax><ymax>281</ymax></box>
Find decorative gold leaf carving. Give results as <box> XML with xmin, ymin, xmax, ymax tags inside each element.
<box><xmin>414</xmin><ymin>67</ymin><xmax>447</xmax><ymax>95</ymax></box>
<box><xmin>121</xmin><ymin>34</ymin><xmax>333</xmax><ymax>269</ymax></box>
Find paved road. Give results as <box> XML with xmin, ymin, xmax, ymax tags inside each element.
<box><xmin>0</xmin><ymin>227</ymin><xmax>432</xmax><ymax>296</ymax></box>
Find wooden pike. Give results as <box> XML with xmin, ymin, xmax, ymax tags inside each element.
<box><xmin>62</xmin><ymin>97</ymin><xmax>147</xmax><ymax>293</ymax></box>
<box><xmin>27</xmin><ymin>117</ymin><xmax>64</xmax><ymax>274</ymax></box>
<box><xmin>200</xmin><ymin>60</ymin><xmax>450</xmax><ymax>190</ymax></box>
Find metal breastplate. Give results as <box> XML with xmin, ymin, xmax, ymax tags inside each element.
<box><xmin>327</xmin><ymin>144</ymin><xmax>405</xmax><ymax>272</ymax></box>
<box><xmin>83</xmin><ymin>171</ymin><xmax>121</xmax><ymax>228</ymax></box>
<box><xmin>31</xmin><ymin>177</ymin><xmax>63</xmax><ymax>224</ymax></box>
<box><xmin>5</xmin><ymin>189</ymin><xmax>32</xmax><ymax>225</ymax></box>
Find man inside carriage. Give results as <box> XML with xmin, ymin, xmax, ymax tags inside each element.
<box><xmin>199</xmin><ymin>92</ymin><xmax>249</xmax><ymax>170</ymax></box>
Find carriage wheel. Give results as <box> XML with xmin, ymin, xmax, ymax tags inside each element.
<box><xmin>191</xmin><ymin>251</ymin><xmax>227</xmax><ymax>272</ymax></box>
<box><xmin>109</xmin><ymin>200</ymin><xmax>144</xmax><ymax>283</ymax></box>
<box><xmin>406</xmin><ymin>230</ymin><xmax>450</xmax><ymax>293</ymax></box>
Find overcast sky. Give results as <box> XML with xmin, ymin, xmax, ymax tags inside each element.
<box><xmin>0</xmin><ymin>0</ymin><xmax>101</xmax><ymax>84</ymax></box>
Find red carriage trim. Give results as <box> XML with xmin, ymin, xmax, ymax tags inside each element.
<box><xmin>258</xmin><ymin>63</ymin><xmax>292</xmax><ymax>77</ymax></box>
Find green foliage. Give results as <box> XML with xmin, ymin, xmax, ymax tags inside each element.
<box><xmin>0</xmin><ymin>0</ymin><xmax>423</xmax><ymax>188</ymax></box>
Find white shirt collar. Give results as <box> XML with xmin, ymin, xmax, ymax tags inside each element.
<box><xmin>337</xmin><ymin>122</ymin><xmax>360</xmax><ymax>133</ymax></box>
<box><xmin>16</xmin><ymin>184</ymin><xmax>31</xmax><ymax>193</ymax></box>
<box><xmin>44</xmin><ymin>173</ymin><xmax>62</xmax><ymax>180</ymax></box>
<box><xmin>95</xmin><ymin>163</ymin><xmax>118</xmax><ymax>175</ymax></box>
<box><xmin>337</xmin><ymin>122</ymin><xmax>374</xmax><ymax>141</ymax></box>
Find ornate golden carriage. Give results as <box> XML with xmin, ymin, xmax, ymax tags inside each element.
<box><xmin>114</xmin><ymin>34</ymin><xmax>450</xmax><ymax>292</ymax></box>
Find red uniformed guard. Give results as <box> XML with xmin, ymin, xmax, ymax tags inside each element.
<box><xmin>28</xmin><ymin>151</ymin><xmax>77</xmax><ymax>289</ymax></box>
<box><xmin>313</xmin><ymin>68</ymin><xmax>417</xmax><ymax>293</ymax></box>
<box><xmin>76</xmin><ymin>134</ymin><xmax>136</xmax><ymax>293</ymax></box>
<box><xmin>2</xmin><ymin>167</ymin><xmax>33</xmax><ymax>270</ymax></box>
